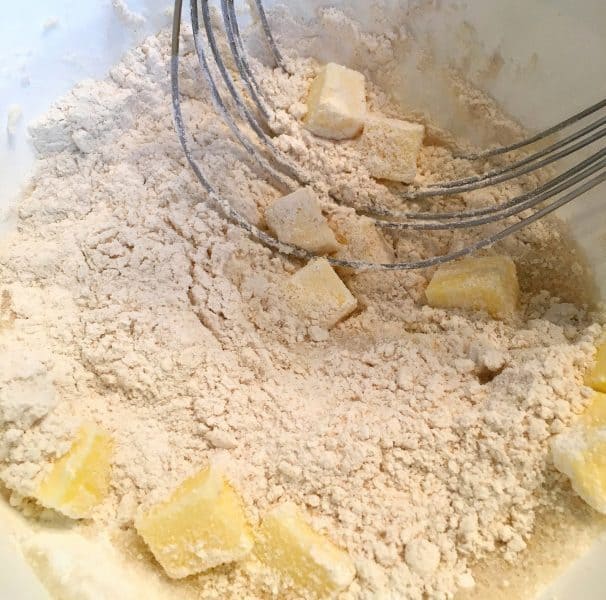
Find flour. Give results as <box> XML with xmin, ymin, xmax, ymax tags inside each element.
<box><xmin>41</xmin><ymin>18</ymin><xmax>60</xmax><ymax>33</ymax></box>
<box><xmin>111</xmin><ymin>0</ymin><xmax>146</xmax><ymax>27</ymax></box>
<box><xmin>0</xmin><ymin>6</ymin><xmax>603</xmax><ymax>600</ymax></box>
<box><xmin>23</xmin><ymin>531</ymin><xmax>145</xmax><ymax>600</ymax></box>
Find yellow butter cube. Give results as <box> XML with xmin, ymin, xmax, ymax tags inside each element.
<box><xmin>256</xmin><ymin>502</ymin><xmax>356</xmax><ymax>596</ymax></box>
<box><xmin>552</xmin><ymin>427</ymin><xmax>606</xmax><ymax>514</ymax></box>
<box><xmin>304</xmin><ymin>63</ymin><xmax>366</xmax><ymax>140</ymax></box>
<box><xmin>581</xmin><ymin>392</ymin><xmax>606</xmax><ymax>427</ymax></box>
<box><xmin>360</xmin><ymin>115</ymin><xmax>425</xmax><ymax>183</ymax></box>
<box><xmin>425</xmin><ymin>256</ymin><xmax>519</xmax><ymax>319</ymax></box>
<box><xmin>331</xmin><ymin>214</ymin><xmax>394</xmax><ymax>265</ymax></box>
<box><xmin>265</xmin><ymin>188</ymin><xmax>340</xmax><ymax>254</ymax></box>
<box><xmin>135</xmin><ymin>466</ymin><xmax>253</xmax><ymax>579</ymax></box>
<box><xmin>285</xmin><ymin>258</ymin><xmax>357</xmax><ymax>329</ymax></box>
<box><xmin>586</xmin><ymin>343</ymin><xmax>606</xmax><ymax>393</ymax></box>
<box><xmin>36</xmin><ymin>424</ymin><xmax>113</xmax><ymax>519</ymax></box>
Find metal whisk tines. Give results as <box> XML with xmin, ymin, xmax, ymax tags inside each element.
<box><xmin>170</xmin><ymin>0</ymin><xmax>606</xmax><ymax>270</ymax></box>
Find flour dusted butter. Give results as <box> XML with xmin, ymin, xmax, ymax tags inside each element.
<box><xmin>304</xmin><ymin>63</ymin><xmax>366</xmax><ymax>140</ymax></box>
<box><xmin>265</xmin><ymin>188</ymin><xmax>340</xmax><ymax>254</ymax></box>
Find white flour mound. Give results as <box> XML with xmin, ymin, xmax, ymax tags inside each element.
<box><xmin>0</xmin><ymin>9</ymin><xmax>603</xmax><ymax>600</ymax></box>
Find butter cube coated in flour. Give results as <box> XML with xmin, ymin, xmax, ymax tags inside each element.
<box><xmin>255</xmin><ymin>502</ymin><xmax>356</xmax><ymax>596</ymax></box>
<box><xmin>360</xmin><ymin>115</ymin><xmax>425</xmax><ymax>183</ymax></box>
<box><xmin>265</xmin><ymin>188</ymin><xmax>340</xmax><ymax>254</ymax></box>
<box><xmin>304</xmin><ymin>63</ymin><xmax>366</xmax><ymax>140</ymax></box>
<box><xmin>286</xmin><ymin>258</ymin><xmax>357</xmax><ymax>329</ymax></box>
<box><xmin>330</xmin><ymin>213</ymin><xmax>394</xmax><ymax>266</ymax></box>
<box><xmin>552</xmin><ymin>426</ymin><xmax>606</xmax><ymax>514</ymax></box>
<box><xmin>36</xmin><ymin>424</ymin><xmax>113</xmax><ymax>519</ymax></box>
<box><xmin>135</xmin><ymin>466</ymin><xmax>253</xmax><ymax>578</ymax></box>
<box><xmin>425</xmin><ymin>256</ymin><xmax>519</xmax><ymax>319</ymax></box>
<box><xmin>581</xmin><ymin>392</ymin><xmax>606</xmax><ymax>428</ymax></box>
<box><xmin>586</xmin><ymin>342</ymin><xmax>606</xmax><ymax>393</ymax></box>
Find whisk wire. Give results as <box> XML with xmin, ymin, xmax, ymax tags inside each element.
<box><xmin>379</xmin><ymin>152</ymin><xmax>606</xmax><ymax>231</ymax></box>
<box><xmin>401</xmin><ymin>115</ymin><xmax>606</xmax><ymax>199</ymax></box>
<box><xmin>221</xmin><ymin>0</ymin><xmax>271</xmax><ymax>123</ymax></box>
<box><xmin>190</xmin><ymin>0</ymin><xmax>295</xmax><ymax>192</ymax></box>
<box><xmin>366</xmin><ymin>146</ymin><xmax>606</xmax><ymax>223</ymax></box>
<box><xmin>171</xmin><ymin>0</ymin><xmax>606</xmax><ymax>270</ymax></box>
<box><xmin>458</xmin><ymin>97</ymin><xmax>606</xmax><ymax>160</ymax></box>
<box><xmin>252</xmin><ymin>0</ymin><xmax>286</xmax><ymax>70</ymax></box>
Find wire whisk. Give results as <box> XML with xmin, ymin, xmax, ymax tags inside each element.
<box><xmin>170</xmin><ymin>0</ymin><xmax>606</xmax><ymax>270</ymax></box>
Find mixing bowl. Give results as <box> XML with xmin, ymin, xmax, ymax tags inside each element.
<box><xmin>1</xmin><ymin>1</ymin><xmax>605</xmax><ymax>597</ymax></box>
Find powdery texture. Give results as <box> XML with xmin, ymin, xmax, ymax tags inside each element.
<box><xmin>0</xmin><ymin>12</ymin><xmax>603</xmax><ymax>600</ymax></box>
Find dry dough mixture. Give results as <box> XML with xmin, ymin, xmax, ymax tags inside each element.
<box><xmin>0</xmin><ymin>7</ymin><xmax>603</xmax><ymax>600</ymax></box>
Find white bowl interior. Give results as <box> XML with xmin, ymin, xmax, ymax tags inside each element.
<box><xmin>1</xmin><ymin>1</ymin><xmax>605</xmax><ymax>597</ymax></box>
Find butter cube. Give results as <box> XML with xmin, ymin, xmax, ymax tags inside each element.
<box><xmin>360</xmin><ymin>115</ymin><xmax>424</xmax><ymax>183</ymax></box>
<box><xmin>265</xmin><ymin>188</ymin><xmax>340</xmax><ymax>254</ymax></box>
<box><xmin>552</xmin><ymin>426</ymin><xmax>606</xmax><ymax>514</ymax></box>
<box><xmin>256</xmin><ymin>502</ymin><xmax>356</xmax><ymax>596</ymax></box>
<box><xmin>581</xmin><ymin>392</ymin><xmax>606</xmax><ymax>427</ymax></box>
<box><xmin>36</xmin><ymin>424</ymin><xmax>113</xmax><ymax>519</ymax></box>
<box><xmin>551</xmin><ymin>392</ymin><xmax>606</xmax><ymax>513</ymax></box>
<box><xmin>425</xmin><ymin>256</ymin><xmax>519</xmax><ymax>319</ymax></box>
<box><xmin>135</xmin><ymin>466</ymin><xmax>253</xmax><ymax>578</ymax></box>
<box><xmin>586</xmin><ymin>342</ymin><xmax>606</xmax><ymax>393</ymax></box>
<box><xmin>330</xmin><ymin>213</ymin><xmax>394</xmax><ymax>266</ymax></box>
<box><xmin>285</xmin><ymin>258</ymin><xmax>357</xmax><ymax>329</ymax></box>
<box><xmin>304</xmin><ymin>63</ymin><xmax>366</xmax><ymax>140</ymax></box>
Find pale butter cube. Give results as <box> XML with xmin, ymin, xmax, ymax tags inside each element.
<box><xmin>265</xmin><ymin>188</ymin><xmax>340</xmax><ymax>254</ymax></box>
<box><xmin>552</xmin><ymin>426</ymin><xmax>606</xmax><ymax>514</ymax></box>
<box><xmin>581</xmin><ymin>392</ymin><xmax>606</xmax><ymax>427</ymax></box>
<box><xmin>304</xmin><ymin>63</ymin><xmax>366</xmax><ymax>140</ymax></box>
<box><xmin>425</xmin><ymin>256</ymin><xmax>519</xmax><ymax>319</ymax></box>
<box><xmin>135</xmin><ymin>466</ymin><xmax>253</xmax><ymax>578</ymax></box>
<box><xmin>360</xmin><ymin>115</ymin><xmax>424</xmax><ymax>183</ymax></box>
<box><xmin>256</xmin><ymin>502</ymin><xmax>356</xmax><ymax>596</ymax></box>
<box><xmin>586</xmin><ymin>342</ymin><xmax>606</xmax><ymax>393</ymax></box>
<box><xmin>285</xmin><ymin>258</ymin><xmax>357</xmax><ymax>329</ymax></box>
<box><xmin>330</xmin><ymin>213</ymin><xmax>394</xmax><ymax>265</ymax></box>
<box><xmin>36</xmin><ymin>424</ymin><xmax>113</xmax><ymax>519</ymax></box>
